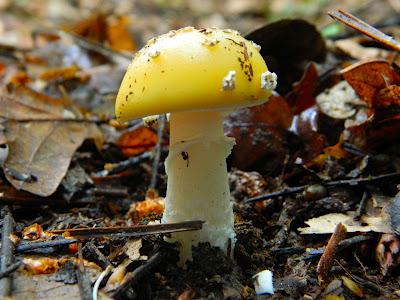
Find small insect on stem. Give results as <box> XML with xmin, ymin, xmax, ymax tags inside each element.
<box><xmin>181</xmin><ymin>151</ymin><xmax>189</xmax><ymax>167</ymax></box>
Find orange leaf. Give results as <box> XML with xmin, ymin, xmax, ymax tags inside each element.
<box><xmin>128</xmin><ymin>189</ymin><xmax>165</xmax><ymax>221</ymax></box>
<box><xmin>23</xmin><ymin>257</ymin><xmax>60</xmax><ymax>275</ymax></box>
<box><xmin>312</xmin><ymin>140</ymin><xmax>348</xmax><ymax>166</ymax></box>
<box><xmin>117</xmin><ymin>126</ymin><xmax>158</xmax><ymax>157</ymax></box>
<box><xmin>106</xmin><ymin>16</ymin><xmax>136</xmax><ymax>52</ymax></box>
<box><xmin>39</xmin><ymin>65</ymin><xmax>80</xmax><ymax>81</ymax></box>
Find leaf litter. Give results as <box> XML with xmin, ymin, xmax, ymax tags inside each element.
<box><xmin>0</xmin><ymin>1</ymin><xmax>400</xmax><ymax>299</ymax></box>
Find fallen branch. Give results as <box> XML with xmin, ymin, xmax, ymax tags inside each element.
<box><xmin>113</xmin><ymin>251</ymin><xmax>165</xmax><ymax>299</ymax></box>
<box><xmin>247</xmin><ymin>172</ymin><xmax>400</xmax><ymax>203</ymax></box>
<box><xmin>50</xmin><ymin>220</ymin><xmax>204</xmax><ymax>239</ymax></box>
<box><xmin>328</xmin><ymin>9</ymin><xmax>400</xmax><ymax>51</ymax></box>
<box><xmin>0</xmin><ymin>208</ymin><xmax>15</xmax><ymax>298</ymax></box>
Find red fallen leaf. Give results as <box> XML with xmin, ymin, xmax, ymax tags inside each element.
<box><xmin>225</xmin><ymin>94</ymin><xmax>293</xmax><ymax>170</ymax></box>
<box><xmin>341</xmin><ymin>59</ymin><xmax>400</xmax><ymax>106</ymax></box>
<box><xmin>65</xmin><ymin>13</ymin><xmax>108</xmax><ymax>42</ymax></box>
<box><xmin>289</xmin><ymin>106</ymin><xmax>327</xmax><ymax>162</ymax></box>
<box><xmin>347</xmin><ymin>115</ymin><xmax>400</xmax><ymax>150</ymax></box>
<box><xmin>0</xmin><ymin>63</ymin><xmax>6</xmax><ymax>76</ymax></box>
<box><xmin>117</xmin><ymin>126</ymin><xmax>159</xmax><ymax>157</ymax></box>
<box><xmin>286</xmin><ymin>62</ymin><xmax>318</xmax><ymax>115</ymax></box>
<box><xmin>65</xmin><ymin>13</ymin><xmax>136</xmax><ymax>53</ymax></box>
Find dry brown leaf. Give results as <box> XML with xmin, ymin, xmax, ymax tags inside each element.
<box><xmin>106</xmin><ymin>16</ymin><xmax>136</xmax><ymax>52</ymax></box>
<box><xmin>341</xmin><ymin>59</ymin><xmax>400</xmax><ymax>105</ymax></box>
<box><xmin>316</xmin><ymin>81</ymin><xmax>366</xmax><ymax>119</ymax></box>
<box><xmin>0</xmin><ymin>88</ymin><xmax>103</xmax><ymax>197</ymax></box>
<box><xmin>299</xmin><ymin>211</ymin><xmax>392</xmax><ymax>234</ymax></box>
<box><xmin>225</xmin><ymin>94</ymin><xmax>293</xmax><ymax>170</ymax></box>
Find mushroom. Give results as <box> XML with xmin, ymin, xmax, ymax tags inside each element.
<box><xmin>115</xmin><ymin>27</ymin><xmax>277</xmax><ymax>263</ymax></box>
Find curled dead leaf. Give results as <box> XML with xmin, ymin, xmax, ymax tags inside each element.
<box><xmin>341</xmin><ymin>59</ymin><xmax>400</xmax><ymax>106</ymax></box>
<box><xmin>376</xmin><ymin>233</ymin><xmax>400</xmax><ymax>275</ymax></box>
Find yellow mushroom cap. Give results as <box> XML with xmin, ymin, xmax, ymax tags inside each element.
<box><xmin>115</xmin><ymin>27</ymin><xmax>275</xmax><ymax>122</ymax></box>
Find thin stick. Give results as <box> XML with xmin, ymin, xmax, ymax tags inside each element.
<box><xmin>0</xmin><ymin>261</ymin><xmax>22</xmax><ymax>279</ymax></box>
<box><xmin>0</xmin><ymin>208</ymin><xmax>15</xmax><ymax>298</ymax></box>
<box><xmin>94</xmin><ymin>152</ymin><xmax>152</xmax><ymax>176</ymax></box>
<box><xmin>76</xmin><ymin>242</ymin><xmax>92</xmax><ymax>300</ymax></box>
<box><xmin>328</xmin><ymin>9</ymin><xmax>400</xmax><ymax>51</ymax></box>
<box><xmin>49</xmin><ymin>220</ymin><xmax>204</xmax><ymax>239</ymax></box>
<box><xmin>113</xmin><ymin>251</ymin><xmax>165</xmax><ymax>299</ymax></box>
<box><xmin>32</xmin><ymin>29</ymin><xmax>132</xmax><ymax>63</ymax></box>
<box><xmin>247</xmin><ymin>172</ymin><xmax>400</xmax><ymax>203</ymax></box>
<box><xmin>15</xmin><ymin>237</ymin><xmax>78</xmax><ymax>253</ymax></box>
<box><xmin>150</xmin><ymin>114</ymin><xmax>166</xmax><ymax>189</ymax></box>
<box><xmin>354</xmin><ymin>190</ymin><xmax>370</xmax><ymax>221</ymax></box>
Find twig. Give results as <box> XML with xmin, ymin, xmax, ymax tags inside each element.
<box><xmin>0</xmin><ymin>261</ymin><xmax>22</xmax><ymax>279</ymax></box>
<box><xmin>94</xmin><ymin>152</ymin><xmax>152</xmax><ymax>176</ymax></box>
<box><xmin>83</xmin><ymin>241</ymin><xmax>111</xmax><ymax>269</ymax></box>
<box><xmin>113</xmin><ymin>251</ymin><xmax>165</xmax><ymax>299</ymax></box>
<box><xmin>302</xmin><ymin>235</ymin><xmax>373</xmax><ymax>260</ymax></box>
<box><xmin>270</xmin><ymin>246</ymin><xmax>305</xmax><ymax>256</ymax></box>
<box><xmin>15</xmin><ymin>237</ymin><xmax>78</xmax><ymax>253</ymax></box>
<box><xmin>246</xmin><ymin>186</ymin><xmax>305</xmax><ymax>203</ymax></box>
<box><xmin>6</xmin><ymin>118</ymin><xmax>109</xmax><ymax>124</ymax></box>
<box><xmin>354</xmin><ymin>190</ymin><xmax>370</xmax><ymax>221</ymax></box>
<box><xmin>328</xmin><ymin>9</ymin><xmax>400</xmax><ymax>51</ymax></box>
<box><xmin>246</xmin><ymin>172</ymin><xmax>400</xmax><ymax>203</ymax></box>
<box><xmin>92</xmin><ymin>187</ymin><xmax>129</xmax><ymax>197</ymax></box>
<box><xmin>317</xmin><ymin>223</ymin><xmax>347</xmax><ymax>285</ymax></box>
<box><xmin>150</xmin><ymin>114</ymin><xmax>166</xmax><ymax>190</ymax></box>
<box><xmin>49</xmin><ymin>220</ymin><xmax>204</xmax><ymax>239</ymax></box>
<box><xmin>76</xmin><ymin>243</ymin><xmax>92</xmax><ymax>300</ymax></box>
<box><xmin>93</xmin><ymin>266</ymin><xmax>112</xmax><ymax>300</ymax></box>
<box><xmin>32</xmin><ymin>29</ymin><xmax>133</xmax><ymax>63</ymax></box>
<box><xmin>0</xmin><ymin>207</ymin><xmax>15</xmax><ymax>298</ymax></box>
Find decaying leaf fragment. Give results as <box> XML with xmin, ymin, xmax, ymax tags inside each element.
<box><xmin>341</xmin><ymin>60</ymin><xmax>400</xmax><ymax>106</ymax></box>
<box><xmin>299</xmin><ymin>211</ymin><xmax>392</xmax><ymax>234</ymax></box>
<box><xmin>0</xmin><ymin>88</ymin><xmax>103</xmax><ymax>197</ymax></box>
<box><xmin>316</xmin><ymin>81</ymin><xmax>366</xmax><ymax>119</ymax></box>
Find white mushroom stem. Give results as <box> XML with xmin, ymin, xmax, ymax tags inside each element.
<box><xmin>161</xmin><ymin>110</ymin><xmax>236</xmax><ymax>264</ymax></box>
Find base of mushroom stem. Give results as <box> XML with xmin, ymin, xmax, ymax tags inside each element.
<box><xmin>162</xmin><ymin>110</ymin><xmax>236</xmax><ymax>264</ymax></box>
